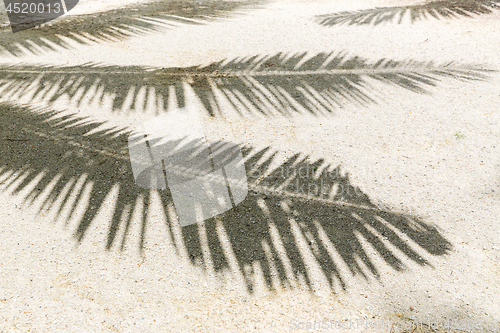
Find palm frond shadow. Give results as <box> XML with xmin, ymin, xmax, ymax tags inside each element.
<box><xmin>0</xmin><ymin>102</ymin><xmax>452</xmax><ymax>292</ymax></box>
<box><xmin>316</xmin><ymin>0</ymin><xmax>500</xmax><ymax>26</ymax></box>
<box><xmin>176</xmin><ymin>148</ymin><xmax>451</xmax><ymax>291</ymax></box>
<box><xmin>0</xmin><ymin>0</ymin><xmax>261</xmax><ymax>56</ymax></box>
<box><xmin>0</xmin><ymin>102</ymin><xmax>141</xmax><ymax>249</ymax></box>
<box><xmin>0</xmin><ymin>52</ymin><xmax>491</xmax><ymax>117</ymax></box>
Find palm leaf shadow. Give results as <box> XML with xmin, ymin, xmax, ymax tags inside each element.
<box><xmin>0</xmin><ymin>102</ymin><xmax>142</xmax><ymax>250</ymax></box>
<box><xmin>316</xmin><ymin>0</ymin><xmax>500</xmax><ymax>26</ymax></box>
<box><xmin>176</xmin><ymin>148</ymin><xmax>452</xmax><ymax>291</ymax></box>
<box><xmin>0</xmin><ymin>102</ymin><xmax>452</xmax><ymax>292</ymax></box>
<box><xmin>0</xmin><ymin>0</ymin><xmax>262</xmax><ymax>56</ymax></box>
<box><xmin>0</xmin><ymin>52</ymin><xmax>491</xmax><ymax>117</ymax></box>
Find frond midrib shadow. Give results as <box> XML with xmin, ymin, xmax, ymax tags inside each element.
<box><xmin>0</xmin><ymin>52</ymin><xmax>491</xmax><ymax>118</ymax></box>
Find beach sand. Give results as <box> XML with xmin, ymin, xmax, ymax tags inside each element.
<box><xmin>1</xmin><ymin>0</ymin><xmax>499</xmax><ymax>331</ymax></box>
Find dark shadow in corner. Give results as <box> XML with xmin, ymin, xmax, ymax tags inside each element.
<box><xmin>0</xmin><ymin>102</ymin><xmax>452</xmax><ymax>292</ymax></box>
<box><xmin>0</xmin><ymin>0</ymin><xmax>262</xmax><ymax>56</ymax></box>
<box><xmin>315</xmin><ymin>0</ymin><xmax>500</xmax><ymax>27</ymax></box>
<box><xmin>0</xmin><ymin>53</ymin><xmax>490</xmax><ymax>117</ymax></box>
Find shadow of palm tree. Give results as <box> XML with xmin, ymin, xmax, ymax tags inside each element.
<box><xmin>0</xmin><ymin>52</ymin><xmax>491</xmax><ymax>116</ymax></box>
<box><xmin>176</xmin><ymin>147</ymin><xmax>452</xmax><ymax>291</ymax></box>
<box><xmin>0</xmin><ymin>102</ymin><xmax>452</xmax><ymax>292</ymax></box>
<box><xmin>316</xmin><ymin>0</ymin><xmax>500</xmax><ymax>27</ymax></box>
<box><xmin>0</xmin><ymin>0</ymin><xmax>262</xmax><ymax>56</ymax></box>
<box><xmin>0</xmin><ymin>102</ymin><xmax>142</xmax><ymax>249</ymax></box>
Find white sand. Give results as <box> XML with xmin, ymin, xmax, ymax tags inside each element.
<box><xmin>1</xmin><ymin>0</ymin><xmax>500</xmax><ymax>332</ymax></box>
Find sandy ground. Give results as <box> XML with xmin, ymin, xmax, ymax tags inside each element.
<box><xmin>0</xmin><ymin>0</ymin><xmax>500</xmax><ymax>332</ymax></box>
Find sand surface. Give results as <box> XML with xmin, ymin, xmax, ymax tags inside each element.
<box><xmin>0</xmin><ymin>0</ymin><xmax>500</xmax><ymax>332</ymax></box>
